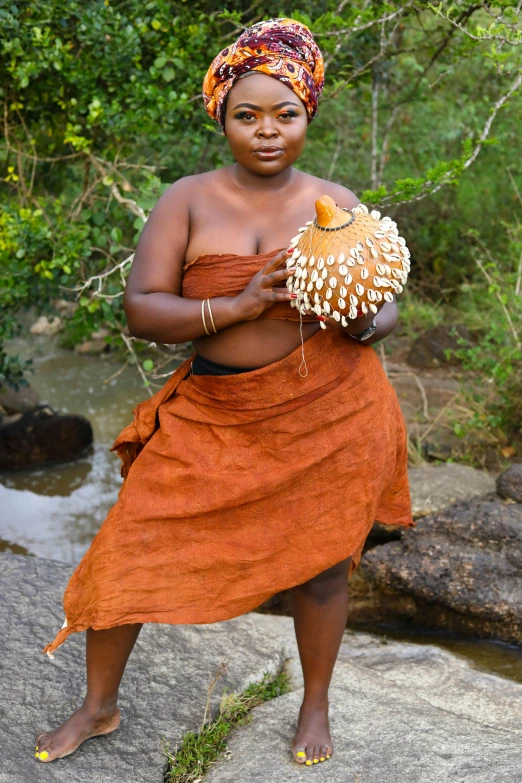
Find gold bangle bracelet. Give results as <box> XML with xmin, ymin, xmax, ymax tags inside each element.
<box><xmin>201</xmin><ymin>298</ymin><xmax>211</xmax><ymax>336</ymax></box>
<box><xmin>207</xmin><ymin>298</ymin><xmax>218</xmax><ymax>334</ymax></box>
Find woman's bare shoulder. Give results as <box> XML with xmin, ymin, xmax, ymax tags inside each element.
<box><xmin>298</xmin><ymin>171</ymin><xmax>360</xmax><ymax>210</ymax></box>
<box><xmin>160</xmin><ymin>169</ymin><xmax>225</xmax><ymax>204</ymax></box>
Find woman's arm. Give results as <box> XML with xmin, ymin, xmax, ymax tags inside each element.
<box><xmin>123</xmin><ymin>180</ymin><xmax>296</xmax><ymax>344</ymax></box>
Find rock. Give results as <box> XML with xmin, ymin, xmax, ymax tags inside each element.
<box><xmin>407</xmin><ymin>324</ymin><xmax>471</xmax><ymax>369</ymax></box>
<box><xmin>206</xmin><ymin>615</ymin><xmax>522</xmax><ymax>783</ymax></box>
<box><xmin>0</xmin><ymin>405</ymin><xmax>93</xmax><ymax>470</ymax></box>
<box><xmin>0</xmin><ymin>554</ymin><xmax>289</xmax><ymax>783</ymax></box>
<box><xmin>0</xmin><ymin>382</ymin><xmax>39</xmax><ymax>414</ymax></box>
<box><xmin>53</xmin><ymin>298</ymin><xmax>79</xmax><ymax>317</ymax></box>
<box><xmin>362</xmin><ymin>496</ymin><xmax>522</xmax><ymax>645</ymax></box>
<box><xmin>75</xmin><ymin>340</ymin><xmax>107</xmax><ymax>355</ymax></box>
<box><xmin>90</xmin><ymin>327</ymin><xmax>111</xmax><ymax>340</ymax></box>
<box><xmin>407</xmin><ymin>463</ymin><xmax>495</xmax><ymax>518</ymax></box>
<box><xmin>496</xmin><ymin>463</ymin><xmax>522</xmax><ymax>503</ymax></box>
<box><xmin>30</xmin><ymin>315</ymin><xmax>63</xmax><ymax>336</ymax></box>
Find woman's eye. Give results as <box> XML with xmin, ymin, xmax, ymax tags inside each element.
<box><xmin>235</xmin><ymin>111</ymin><xmax>256</xmax><ymax>121</ymax></box>
<box><xmin>279</xmin><ymin>111</ymin><xmax>297</xmax><ymax>120</ymax></box>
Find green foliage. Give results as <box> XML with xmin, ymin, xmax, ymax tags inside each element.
<box><xmin>165</xmin><ymin>670</ymin><xmax>290</xmax><ymax>783</ymax></box>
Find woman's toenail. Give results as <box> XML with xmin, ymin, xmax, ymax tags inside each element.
<box><xmin>305</xmin><ymin>759</ymin><xmax>313</xmax><ymax>765</ymax></box>
<box><xmin>296</xmin><ymin>751</ymin><xmax>306</xmax><ymax>758</ymax></box>
<box><xmin>313</xmin><ymin>758</ymin><xmax>319</xmax><ymax>763</ymax></box>
<box><xmin>39</xmin><ymin>751</ymin><xmax>49</xmax><ymax>760</ymax></box>
<box><xmin>35</xmin><ymin>753</ymin><xmax>40</xmax><ymax>759</ymax></box>
<box><xmin>326</xmin><ymin>753</ymin><xmax>331</xmax><ymax>758</ymax></box>
<box><xmin>320</xmin><ymin>756</ymin><xmax>325</xmax><ymax>761</ymax></box>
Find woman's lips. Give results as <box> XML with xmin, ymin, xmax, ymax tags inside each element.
<box><xmin>253</xmin><ymin>148</ymin><xmax>284</xmax><ymax>160</ymax></box>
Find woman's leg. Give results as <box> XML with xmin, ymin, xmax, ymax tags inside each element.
<box><xmin>35</xmin><ymin>623</ymin><xmax>142</xmax><ymax>762</ymax></box>
<box><xmin>290</xmin><ymin>556</ymin><xmax>352</xmax><ymax>765</ymax></box>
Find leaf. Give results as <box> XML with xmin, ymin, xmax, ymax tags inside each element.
<box><xmin>110</xmin><ymin>226</ymin><xmax>123</xmax><ymax>243</ymax></box>
<box><xmin>162</xmin><ymin>67</ymin><xmax>175</xmax><ymax>82</ymax></box>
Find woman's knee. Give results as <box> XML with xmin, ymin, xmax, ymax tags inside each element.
<box><xmin>293</xmin><ymin>557</ymin><xmax>352</xmax><ymax>604</ymax></box>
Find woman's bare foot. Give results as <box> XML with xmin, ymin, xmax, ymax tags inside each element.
<box><xmin>35</xmin><ymin>703</ymin><xmax>121</xmax><ymax>762</ymax></box>
<box><xmin>292</xmin><ymin>698</ymin><xmax>333</xmax><ymax>765</ymax></box>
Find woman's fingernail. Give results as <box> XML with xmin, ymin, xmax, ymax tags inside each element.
<box><xmin>296</xmin><ymin>751</ymin><xmax>306</xmax><ymax>758</ymax></box>
<box><xmin>290</xmin><ymin>294</ymin><xmax>298</xmax><ymax>299</ymax></box>
<box><xmin>286</xmin><ymin>247</ymin><xmax>293</xmax><ymax>254</ymax></box>
<box><xmin>317</xmin><ymin>315</ymin><xmax>325</xmax><ymax>322</ymax></box>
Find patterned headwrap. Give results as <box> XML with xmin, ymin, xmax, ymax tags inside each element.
<box><xmin>202</xmin><ymin>17</ymin><xmax>325</xmax><ymax>130</ymax></box>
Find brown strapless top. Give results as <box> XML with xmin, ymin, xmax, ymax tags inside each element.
<box><xmin>182</xmin><ymin>248</ymin><xmax>318</xmax><ymax>322</ymax></box>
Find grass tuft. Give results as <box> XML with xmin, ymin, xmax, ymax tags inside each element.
<box><xmin>164</xmin><ymin>670</ymin><xmax>291</xmax><ymax>783</ymax></box>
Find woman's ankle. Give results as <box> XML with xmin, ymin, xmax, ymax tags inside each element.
<box><xmin>300</xmin><ymin>693</ymin><xmax>329</xmax><ymax>711</ymax></box>
<box><xmin>82</xmin><ymin>695</ymin><xmax>119</xmax><ymax>717</ymax></box>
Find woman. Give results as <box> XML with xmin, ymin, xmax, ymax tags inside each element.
<box><xmin>37</xmin><ymin>18</ymin><xmax>414</xmax><ymax>768</ymax></box>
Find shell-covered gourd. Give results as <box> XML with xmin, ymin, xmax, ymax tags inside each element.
<box><xmin>286</xmin><ymin>195</ymin><xmax>411</xmax><ymax>325</ymax></box>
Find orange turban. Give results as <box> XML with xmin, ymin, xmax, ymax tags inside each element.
<box><xmin>202</xmin><ymin>17</ymin><xmax>325</xmax><ymax>129</ymax></box>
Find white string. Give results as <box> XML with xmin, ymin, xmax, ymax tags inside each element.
<box><xmin>298</xmin><ymin>304</ymin><xmax>308</xmax><ymax>377</ymax></box>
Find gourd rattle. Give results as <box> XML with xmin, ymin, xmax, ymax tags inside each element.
<box><xmin>286</xmin><ymin>195</ymin><xmax>411</xmax><ymax>326</ymax></box>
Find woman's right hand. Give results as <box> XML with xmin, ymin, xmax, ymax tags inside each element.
<box><xmin>235</xmin><ymin>249</ymin><xmax>297</xmax><ymax>321</ymax></box>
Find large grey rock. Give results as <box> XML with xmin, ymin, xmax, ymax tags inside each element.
<box><xmin>0</xmin><ymin>554</ymin><xmax>287</xmax><ymax>783</ymax></box>
<box><xmin>407</xmin><ymin>324</ymin><xmax>471</xmax><ymax>369</ymax></box>
<box><xmin>407</xmin><ymin>463</ymin><xmax>495</xmax><ymax>518</ymax></box>
<box><xmin>362</xmin><ymin>496</ymin><xmax>522</xmax><ymax>645</ymax></box>
<box><xmin>497</xmin><ymin>463</ymin><xmax>522</xmax><ymax>503</ymax></box>
<box><xmin>206</xmin><ymin>615</ymin><xmax>522</xmax><ymax>783</ymax></box>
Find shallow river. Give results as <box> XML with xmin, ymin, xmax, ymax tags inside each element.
<box><xmin>1</xmin><ymin>335</ymin><xmax>521</xmax><ymax>683</ymax></box>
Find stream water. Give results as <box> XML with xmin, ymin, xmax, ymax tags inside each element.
<box><xmin>1</xmin><ymin>334</ymin><xmax>521</xmax><ymax>684</ymax></box>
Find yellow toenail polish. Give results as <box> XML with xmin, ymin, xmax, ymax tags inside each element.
<box><xmin>305</xmin><ymin>759</ymin><xmax>313</xmax><ymax>766</ymax></box>
<box><xmin>313</xmin><ymin>759</ymin><xmax>319</xmax><ymax>763</ymax></box>
<box><xmin>39</xmin><ymin>751</ymin><xmax>49</xmax><ymax>760</ymax></box>
<box><xmin>35</xmin><ymin>753</ymin><xmax>40</xmax><ymax>759</ymax></box>
<box><xmin>320</xmin><ymin>757</ymin><xmax>325</xmax><ymax>761</ymax></box>
<box><xmin>296</xmin><ymin>751</ymin><xmax>306</xmax><ymax>758</ymax></box>
<box><xmin>326</xmin><ymin>754</ymin><xmax>331</xmax><ymax>758</ymax></box>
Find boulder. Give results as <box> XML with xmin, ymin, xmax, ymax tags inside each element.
<box><xmin>361</xmin><ymin>495</ymin><xmax>522</xmax><ymax>645</ymax></box>
<box><xmin>75</xmin><ymin>340</ymin><xmax>107</xmax><ymax>355</ymax></box>
<box><xmin>30</xmin><ymin>315</ymin><xmax>63</xmax><ymax>336</ymax></box>
<box><xmin>206</xmin><ymin>615</ymin><xmax>522</xmax><ymax>783</ymax></box>
<box><xmin>0</xmin><ymin>554</ymin><xmax>289</xmax><ymax>783</ymax></box>
<box><xmin>0</xmin><ymin>405</ymin><xmax>93</xmax><ymax>470</ymax></box>
<box><xmin>405</xmin><ymin>463</ymin><xmax>495</xmax><ymax>518</ymax></box>
<box><xmin>0</xmin><ymin>382</ymin><xmax>39</xmax><ymax>414</ymax></box>
<box><xmin>496</xmin><ymin>463</ymin><xmax>522</xmax><ymax>503</ymax></box>
<box><xmin>407</xmin><ymin>324</ymin><xmax>471</xmax><ymax>369</ymax></box>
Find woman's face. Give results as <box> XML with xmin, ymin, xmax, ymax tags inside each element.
<box><xmin>223</xmin><ymin>72</ymin><xmax>308</xmax><ymax>176</ymax></box>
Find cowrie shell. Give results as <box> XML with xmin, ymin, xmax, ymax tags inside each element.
<box><xmin>375</xmin><ymin>291</ymin><xmax>383</xmax><ymax>302</ymax></box>
<box><xmin>373</xmin><ymin>277</ymin><xmax>381</xmax><ymax>287</ymax></box>
<box><xmin>356</xmin><ymin>241</ymin><xmax>364</xmax><ymax>252</ymax></box>
<box><xmin>357</xmin><ymin>256</ymin><xmax>365</xmax><ymax>265</ymax></box>
<box><xmin>317</xmin><ymin>258</ymin><xmax>325</xmax><ymax>270</ymax></box>
<box><xmin>380</xmin><ymin>278</ymin><xmax>391</xmax><ymax>287</ymax></box>
<box><xmin>341</xmin><ymin>316</ymin><xmax>348</xmax><ymax>327</ymax></box>
<box><xmin>371</xmin><ymin>210</ymin><xmax>381</xmax><ymax>220</ymax></box>
<box><xmin>359</xmin><ymin>204</ymin><xmax>369</xmax><ymax>214</ymax></box>
<box><xmin>299</xmin><ymin>255</ymin><xmax>307</xmax><ymax>266</ymax></box>
<box><xmin>396</xmin><ymin>284</ymin><xmax>404</xmax><ymax>293</ymax></box>
<box><xmin>370</xmin><ymin>247</ymin><xmax>378</xmax><ymax>259</ymax></box>
<box><xmin>367</xmin><ymin>289</ymin><xmax>376</xmax><ymax>302</ymax></box>
<box><xmin>314</xmin><ymin>303</ymin><xmax>322</xmax><ymax>315</ymax></box>
<box><xmin>333</xmin><ymin>311</ymin><xmax>341</xmax><ymax>322</ymax></box>
<box><xmin>338</xmin><ymin>298</ymin><xmax>346</xmax><ymax>310</ymax></box>
<box><xmin>369</xmin><ymin>303</ymin><xmax>378</xmax><ymax>314</ymax></box>
<box><xmin>380</xmin><ymin>242</ymin><xmax>391</xmax><ymax>253</ymax></box>
<box><xmin>323</xmin><ymin>301</ymin><xmax>331</xmax><ymax>314</ymax></box>
<box><xmin>339</xmin><ymin>264</ymin><xmax>348</xmax><ymax>276</ymax></box>
<box><xmin>327</xmin><ymin>254</ymin><xmax>335</xmax><ymax>265</ymax></box>
<box><xmin>298</xmin><ymin>226</ymin><xmax>307</xmax><ymax>232</ymax></box>
<box><xmin>338</xmin><ymin>252</ymin><xmax>346</xmax><ymax>264</ymax></box>
<box><xmin>347</xmin><ymin>258</ymin><xmax>356</xmax><ymax>267</ymax></box>
<box><xmin>304</xmin><ymin>293</ymin><xmax>311</xmax><ymax>303</ymax></box>
<box><xmin>397</xmin><ymin>237</ymin><xmax>406</xmax><ymax>247</ymax></box>
<box><xmin>316</xmin><ymin>278</ymin><xmax>324</xmax><ymax>290</ymax></box>
<box><xmin>349</xmin><ymin>306</ymin><xmax>357</xmax><ymax>319</ymax></box>
<box><xmin>384</xmin><ymin>291</ymin><xmax>394</xmax><ymax>302</ymax></box>
<box><xmin>355</xmin><ymin>283</ymin><xmax>364</xmax><ymax>296</ymax></box>
<box><xmin>294</xmin><ymin>267</ymin><xmax>301</xmax><ymax>279</ymax></box>
<box><xmin>326</xmin><ymin>288</ymin><xmax>333</xmax><ymax>299</ymax></box>
<box><xmin>321</xmin><ymin>268</ymin><xmax>328</xmax><ymax>280</ymax></box>
<box><xmin>290</xmin><ymin>299</ymin><xmax>296</xmax><ymax>307</ymax></box>
<box><xmin>344</xmin><ymin>274</ymin><xmax>352</xmax><ymax>285</ymax></box>
<box><xmin>340</xmin><ymin>286</ymin><xmax>347</xmax><ymax>297</ymax></box>
<box><xmin>314</xmin><ymin>293</ymin><xmax>321</xmax><ymax>304</ymax></box>
<box><xmin>361</xmin><ymin>302</ymin><xmax>368</xmax><ymax>314</ymax></box>
<box><xmin>300</xmin><ymin>268</ymin><xmax>308</xmax><ymax>280</ymax></box>
<box><xmin>308</xmin><ymin>255</ymin><xmax>315</xmax><ymax>266</ymax></box>
<box><xmin>329</xmin><ymin>277</ymin><xmax>337</xmax><ymax>288</ymax></box>
<box><xmin>376</xmin><ymin>264</ymin><xmax>385</xmax><ymax>275</ymax></box>
<box><xmin>311</xmin><ymin>269</ymin><xmax>318</xmax><ymax>283</ymax></box>
<box><xmin>350</xmin><ymin>248</ymin><xmax>358</xmax><ymax>259</ymax></box>
<box><xmin>360</xmin><ymin>268</ymin><xmax>369</xmax><ymax>280</ymax></box>
<box><xmin>374</xmin><ymin>231</ymin><xmax>386</xmax><ymax>239</ymax></box>
<box><xmin>350</xmin><ymin>294</ymin><xmax>358</xmax><ymax>306</ymax></box>
<box><xmin>306</xmin><ymin>281</ymin><xmax>314</xmax><ymax>292</ymax></box>
<box><xmin>366</xmin><ymin>237</ymin><xmax>374</xmax><ymax>247</ymax></box>
<box><xmin>319</xmin><ymin>320</ymin><xmax>327</xmax><ymax>329</ymax></box>
<box><xmin>292</xmin><ymin>249</ymin><xmax>301</xmax><ymax>260</ymax></box>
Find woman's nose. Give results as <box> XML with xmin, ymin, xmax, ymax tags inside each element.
<box><xmin>257</xmin><ymin>119</ymin><xmax>278</xmax><ymax>138</ymax></box>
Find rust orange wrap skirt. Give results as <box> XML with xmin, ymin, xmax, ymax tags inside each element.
<box><xmin>44</xmin><ymin>327</ymin><xmax>414</xmax><ymax>655</ymax></box>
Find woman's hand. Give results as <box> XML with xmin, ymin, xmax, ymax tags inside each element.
<box><xmin>317</xmin><ymin>298</ymin><xmax>398</xmax><ymax>345</ymax></box>
<box><xmin>235</xmin><ymin>249</ymin><xmax>297</xmax><ymax>321</ymax></box>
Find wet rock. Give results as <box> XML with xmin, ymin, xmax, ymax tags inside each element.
<box><xmin>407</xmin><ymin>324</ymin><xmax>471</xmax><ymax>369</ymax></box>
<box><xmin>0</xmin><ymin>554</ymin><xmax>288</xmax><ymax>783</ymax></box>
<box><xmin>362</xmin><ymin>496</ymin><xmax>522</xmax><ymax>645</ymax></box>
<box><xmin>30</xmin><ymin>315</ymin><xmax>63</xmax><ymax>336</ymax></box>
<box><xmin>206</xmin><ymin>615</ymin><xmax>522</xmax><ymax>783</ymax></box>
<box><xmin>496</xmin><ymin>463</ymin><xmax>522</xmax><ymax>503</ymax></box>
<box><xmin>75</xmin><ymin>339</ymin><xmax>107</xmax><ymax>355</ymax></box>
<box><xmin>0</xmin><ymin>405</ymin><xmax>93</xmax><ymax>470</ymax></box>
<box><xmin>0</xmin><ymin>382</ymin><xmax>39</xmax><ymax>414</ymax></box>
